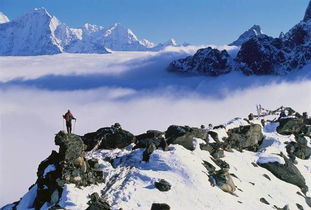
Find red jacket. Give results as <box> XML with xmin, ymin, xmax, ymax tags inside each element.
<box><xmin>63</xmin><ymin>112</ymin><xmax>75</xmax><ymax>122</ymax></box>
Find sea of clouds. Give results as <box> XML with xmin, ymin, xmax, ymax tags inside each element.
<box><xmin>1</xmin><ymin>46</ymin><xmax>311</xmax><ymax>206</ymax></box>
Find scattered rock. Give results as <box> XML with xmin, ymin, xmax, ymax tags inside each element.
<box><xmin>296</xmin><ymin>203</ymin><xmax>304</xmax><ymax>210</ymax></box>
<box><xmin>263</xmin><ymin>174</ymin><xmax>271</xmax><ymax>181</ymax></box>
<box><xmin>202</xmin><ymin>161</ymin><xmax>216</xmax><ymax>173</ymax></box>
<box><xmin>260</xmin><ymin>197</ymin><xmax>270</xmax><ymax>205</ymax></box>
<box><xmin>286</xmin><ymin>141</ymin><xmax>311</xmax><ymax>160</ymax></box>
<box><xmin>258</xmin><ymin>153</ymin><xmax>307</xmax><ymax>192</ymax></box>
<box><xmin>225</xmin><ymin>124</ymin><xmax>263</xmax><ymax>151</ymax></box>
<box><xmin>143</xmin><ymin>143</ymin><xmax>157</xmax><ymax>162</ymax></box>
<box><xmin>86</xmin><ymin>193</ymin><xmax>111</xmax><ymax>210</ymax></box>
<box><xmin>165</xmin><ymin>125</ymin><xmax>207</xmax><ymax>150</ymax></box>
<box><xmin>155</xmin><ymin>179</ymin><xmax>171</xmax><ymax>192</ymax></box>
<box><xmin>82</xmin><ymin>123</ymin><xmax>135</xmax><ymax>151</ymax></box>
<box><xmin>277</xmin><ymin>117</ymin><xmax>311</xmax><ymax>137</ymax></box>
<box><xmin>306</xmin><ymin>196</ymin><xmax>311</xmax><ymax>207</ymax></box>
<box><xmin>151</xmin><ymin>203</ymin><xmax>170</xmax><ymax>210</ymax></box>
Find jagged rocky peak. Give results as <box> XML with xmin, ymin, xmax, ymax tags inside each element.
<box><xmin>303</xmin><ymin>0</ymin><xmax>311</xmax><ymax>22</ymax></box>
<box><xmin>0</xmin><ymin>12</ymin><xmax>9</xmax><ymax>23</ymax></box>
<box><xmin>229</xmin><ymin>24</ymin><xmax>263</xmax><ymax>46</ymax></box>
<box><xmin>168</xmin><ymin>47</ymin><xmax>233</xmax><ymax>76</ymax></box>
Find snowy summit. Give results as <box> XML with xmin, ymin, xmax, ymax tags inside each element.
<box><xmin>2</xmin><ymin>106</ymin><xmax>311</xmax><ymax>210</ymax></box>
<box><xmin>0</xmin><ymin>12</ymin><xmax>9</xmax><ymax>24</ymax></box>
<box><xmin>0</xmin><ymin>8</ymin><xmax>179</xmax><ymax>56</ymax></box>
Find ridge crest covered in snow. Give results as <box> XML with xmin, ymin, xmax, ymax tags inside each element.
<box><xmin>2</xmin><ymin>106</ymin><xmax>311</xmax><ymax>210</ymax></box>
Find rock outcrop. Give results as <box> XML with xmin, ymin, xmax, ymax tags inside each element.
<box><xmin>225</xmin><ymin>124</ymin><xmax>263</xmax><ymax>151</ymax></box>
<box><xmin>168</xmin><ymin>47</ymin><xmax>234</xmax><ymax>76</ymax></box>
<box><xmin>82</xmin><ymin>123</ymin><xmax>135</xmax><ymax>151</ymax></box>
<box><xmin>258</xmin><ymin>153</ymin><xmax>307</xmax><ymax>193</ymax></box>
<box><xmin>165</xmin><ymin>125</ymin><xmax>207</xmax><ymax>150</ymax></box>
<box><xmin>168</xmin><ymin>1</ymin><xmax>311</xmax><ymax>76</ymax></box>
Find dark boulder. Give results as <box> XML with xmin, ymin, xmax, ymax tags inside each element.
<box><xmin>82</xmin><ymin>124</ymin><xmax>135</xmax><ymax>151</ymax></box>
<box><xmin>86</xmin><ymin>193</ymin><xmax>111</xmax><ymax>210</ymax></box>
<box><xmin>134</xmin><ymin>130</ymin><xmax>168</xmax><ymax>151</ymax></box>
<box><xmin>151</xmin><ymin>203</ymin><xmax>170</xmax><ymax>210</ymax></box>
<box><xmin>277</xmin><ymin>117</ymin><xmax>311</xmax><ymax>136</ymax></box>
<box><xmin>154</xmin><ymin>179</ymin><xmax>171</xmax><ymax>192</ymax></box>
<box><xmin>165</xmin><ymin>125</ymin><xmax>207</xmax><ymax>150</ymax></box>
<box><xmin>143</xmin><ymin>143</ymin><xmax>157</xmax><ymax>162</ymax></box>
<box><xmin>258</xmin><ymin>153</ymin><xmax>307</xmax><ymax>192</ymax></box>
<box><xmin>260</xmin><ymin>198</ymin><xmax>270</xmax><ymax>205</ymax></box>
<box><xmin>225</xmin><ymin>124</ymin><xmax>263</xmax><ymax>151</ymax></box>
<box><xmin>286</xmin><ymin>141</ymin><xmax>311</xmax><ymax>160</ymax></box>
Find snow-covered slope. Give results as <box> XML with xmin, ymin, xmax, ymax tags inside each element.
<box><xmin>0</xmin><ymin>12</ymin><xmax>9</xmax><ymax>24</ymax></box>
<box><xmin>229</xmin><ymin>25</ymin><xmax>263</xmax><ymax>46</ymax></box>
<box><xmin>0</xmin><ymin>8</ymin><xmax>178</xmax><ymax>55</ymax></box>
<box><xmin>0</xmin><ymin>8</ymin><xmax>63</xmax><ymax>56</ymax></box>
<box><xmin>2</xmin><ymin>106</ymin><xmax>311</xmax><ymax>210</ymax></box>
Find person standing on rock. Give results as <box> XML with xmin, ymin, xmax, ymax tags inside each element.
<box><xmin>63</xmin><ymin>110</ymin><xmax>76</xmax><ymax>134</ymax></box>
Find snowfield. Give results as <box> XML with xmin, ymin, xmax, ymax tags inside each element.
<box><xmin>0</xmin><ymin>49</ymin><xmax>311</xmax><ymax>208</ymax></box>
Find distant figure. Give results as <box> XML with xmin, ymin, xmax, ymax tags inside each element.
<box><xmin>63</xmin><ymin>110</ymin><xmax>76</xmax><ymax>134</ymax></box>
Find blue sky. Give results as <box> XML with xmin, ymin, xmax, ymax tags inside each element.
<box><xmin>0</xmin><ymin>0</ymin><xmax>309</xmax><ymax>45</ymax></box>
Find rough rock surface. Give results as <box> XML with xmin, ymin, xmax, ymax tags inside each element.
<box><xmin>168</xmin><ymin>1</ymin><xmax>311</xmax><ymax>76</ymax></box>
<box><xmin>165</xmin><ymin>125</ymin><xmax>207</xmax><ymax>150</ymax></box>
<box><xmin>82</xmin><ymin>123</ymin><xmax>135</xmax><ymax>151</ymax></box>
<box><xmin>34</xmin><ymin>131</ymin><xmax>104</xmax><ymax>209</ymax></box>
<box><xmin>154</xmin><ymin>179</ymin><xmax>172</xmax><ymax>192</ymax></box>
<box><xmin>258</xmin><ymin>153</ymin><xmax>307</xmax><ymax>192</ymax></box>
<box><xmin>225</xmin><ymin>124</ymin><xmax>264</xmax><ymax>151</ymax></box>
<box><xmin>151</xmin><ymin>203</ymin><xmax>171</xmax><ymax>210</ymax></box>
<box><xmin>167</xmin><ymin>47</ymin><xmax>233</xmax><ymax>76</ymax></box>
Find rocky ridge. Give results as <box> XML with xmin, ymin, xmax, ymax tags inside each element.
<box><xmin>2</xmin><ymin>106</ymin><xmax>311</xmax><ymax>209</ymax></box>
<box><xmin>168</xmin><ymin>1</ymin><xmax>311</xmax><ymax>76</ymax></box>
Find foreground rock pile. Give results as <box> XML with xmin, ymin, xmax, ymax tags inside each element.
<box><xmin>3</xmin><ymin>106</ymin><xmax>311</xmax><ymax>210</ymax></box>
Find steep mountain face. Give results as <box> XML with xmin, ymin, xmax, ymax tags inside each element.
<box><xmin>0</xmin><ymin>9</ymin><xmax>178</xmax><ymax>55</ymax></box>
<box><xmin>229</xmin><ymin>25</ymin><xmax>263</xmax><ymax>46</ymax></box>
<box><xmin>0</xmin><ymin>8</ymin><xmax>64</xmax><ymax>56</ymax></box>
<box><xmin>0</xmin><ymin>12</ymin><xmax>9</xmax><ymax>24</ymax></box>
<box><xmin>169</xmin><ymin>0</ymin><xmax>311</xmax><ymax>76</ymax></box>
<box><xmin>152</xmin><ymin>38</ymin><xmax>179</xmax><ymax>51</ymax></box>
<box><xmin>2</xmin><ymin>107</ymin><xmax>311</xmax><ymax>210</ymax></box>
<box><xmin>102</xmin><ymin>23</ymin><xmax>150</xmax><ymax>51</ymax></box>
<box><xmin>304</xmin><ymin>1</ymin><xmax>311</xmax><ymax>21</ymax></box>
<box><xmin>167</xmin><ymin>47</ymin><xmax>234</xmax><ymax>76</ymax></box>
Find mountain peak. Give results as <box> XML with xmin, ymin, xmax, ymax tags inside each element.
<box><xmin>165</xmin><ymin>38</ymin><xmax>178</xmax><ymax>46</ymax></box>
<box><xmin>32</xmin><ymin>7</ymin><xmax>51</xmax><ymax>17</ymax></box>
<box><xmin>303</xmin><ymin>0</ymin><xmax>311</xmax><ymax>21</ymax></box>
<box><xmin>0</xmin><ymin>12</ymin><xmax>9</xmax><ymax>24</ymax></box>
<box><xmin>229</xmin><ymin>24</ymin><xmax>263</xmax><ymax>46</ymax></box>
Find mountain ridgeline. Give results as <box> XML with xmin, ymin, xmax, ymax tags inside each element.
<box><xmin>168</xmin><ymin>1</ymin><xmax>311</xmax><ymax>76</ymax></box>
<box><xmin>0</xmin><ymin>8</ymin><xmax>179</xmax><ymax>56</ymax></box>
<box><xmin>2</xmin><ymin>106</ymin><xmax>311</xmax><ymax>209</ymax></box>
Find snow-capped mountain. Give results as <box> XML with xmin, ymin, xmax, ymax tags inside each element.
<box><xmin>168</xmin><ymin>0</ymin><xmax>311</xmax><ymax>76</ymax></box>
<box><xmin>0</xmin><ymin>8</ymin><xmax>178</xmax><ymax>55</ymax></box>
<box><xmin>2</xmin><ymin>106</ymin><xmax>311</xmax><ymax>209</ymax></box>
<box><xmin>229</xmin><ymin>25</ymin><xmax>263</xmax><ymax>46</ymax></box>
<box><xmin>152</xmin><ymin>38</ymin><xmax>179</xmax><ymax>51</ymax></box>
<box><xmin>0</xmin><ymin>12</ymin><xmax>9</xmax><ymax>24</ymax></box>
